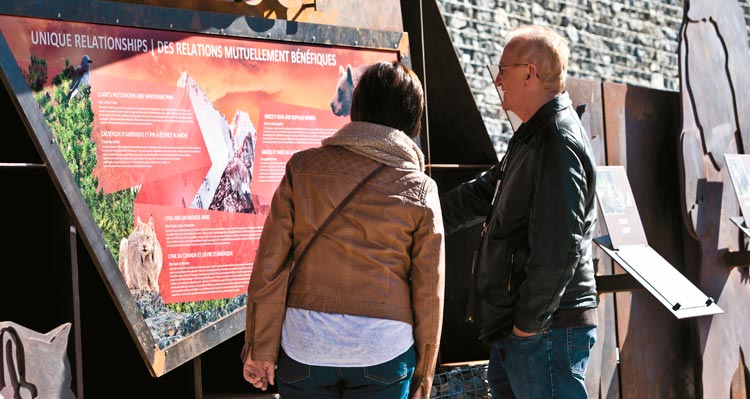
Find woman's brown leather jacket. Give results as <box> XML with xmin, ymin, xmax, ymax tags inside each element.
<box><xmin>244</xmin><ymin>144</ymin><xmax>445</xmax><ymax>396</ymax></box>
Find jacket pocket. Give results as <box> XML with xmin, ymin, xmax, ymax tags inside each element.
<box><xmin>363</xmin><ymin>346</ymin><xmax>415</xmax><ymax>385</ymax></box>
<box><xmin>478</xmin><ymin>237</ymin><xmax>528</xmax><ymax>306</ymax></box>
<box><xmin>507</xmin><ymin>244</ymin><xmax>528</xmax><ymax>299</ymax></box>
<box><xmin>567</xmin><ymin>326</ymin><xmax>596</xmax><ymax>376</ymax></box>
<box><xmin>276</xmin><ymin>349</ymin><xmax>311</xmax><ymax>384</ymax></box>
<box><xmin>505</xmin><ymin>246</ymin><xmax>516</xmax><ymax>296</ymax></box>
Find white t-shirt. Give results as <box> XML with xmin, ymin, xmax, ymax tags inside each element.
<box><xmin>281</xmin><ymin>308</ymin><xmax>414</xmax><ymax>367</ymax></box>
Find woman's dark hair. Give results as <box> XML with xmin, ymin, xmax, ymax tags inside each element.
<box><xmin>350</xmin><ymin>61</ymin><xmax>424</xmax><ymax>138</ymax></box>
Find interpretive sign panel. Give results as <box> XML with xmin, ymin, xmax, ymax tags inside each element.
<box><xmin>594</xmin><ymin>166</ymin><xmax>722</xmax><ymax>319</ymax></box>
<box><xmin>725</xmin><ymin>154</ymin><xmax>750</xmax><ymax>224</ymax></box>
<box><xmin>0</xmin><ymin>0</ymin><xmax>404</xmax><ymax>376</ymax></box>
<box><xmin>595</xmin><ymin>166</ymin><xmax>648</xmax><ymax>249</ymax></box>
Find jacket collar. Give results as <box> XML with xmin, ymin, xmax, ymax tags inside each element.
<box><xmin>322</xmin><ymin>121</ymin><xmax>425</xmax><ymax>171</ymax></box>
<box><xmin>513</xmin><ymin>92</ymin><xmax>572</xmax><ymax>142</ymax></box>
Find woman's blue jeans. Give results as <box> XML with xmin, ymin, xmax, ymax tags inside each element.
<box><xmin>488</xmin><ymin>326</ymin><xmax>596</xmax><ymax>399</ymax></box>
<box><xmin>276</xmin><ymin>345</ymin><xmax>415</xmax><ymax>399</ymax></box>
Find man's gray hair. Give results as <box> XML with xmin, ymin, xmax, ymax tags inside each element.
<box><xmin>507</xmin><ymin>25</ymin><xmax>569</xmax><ymax>93</ymax></box>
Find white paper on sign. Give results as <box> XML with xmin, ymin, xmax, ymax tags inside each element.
<box><xmin>616</xmin><ymin>245</ymin><xmax>710</xmax><ymax>310</ymax></box>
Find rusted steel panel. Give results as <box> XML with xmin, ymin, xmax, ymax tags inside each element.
<box><xmin>0</xmin><ymin>322</ymin><xmax>75</xmax><ymax>399</ymax></box>
<box><xmin>567</xmin><ymin>78</ymin><xmax>605</xmax><ymax>166</ymax></box>
<box><xmin>678</xmin><ymin>0</ymin><xmax>750</xmax><ymax>397</ymax></box>
<box><xmin>597</xmin><ymin>291</ymin><xmax>621</xmax><ymax>399</ymax></box>
<box><xmin>602</xmin><ymin>82</ymin><xmax>626</xmax><ymax>167</ymax></box>
<box><xmin>114</xmin><ymin>0</ymin><xmax>404</xmax><ymax>32</ymax></box>
<box><xmin>603</xmin><ymin>82</ymin><xmax>695</xmax><ymax>399</ymax></box>
<box><xmin>567</xmin><ymin>77</ymin><xmax>617</xmax><ymax>399</ymax></box>
<box><xmin>312</xmin><ymin>0</ymin><xmax>403</xmax><ymax>32</ymax></box>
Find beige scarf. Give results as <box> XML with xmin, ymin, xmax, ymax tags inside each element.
<box><xmin>322</xmin><ymin>122</ymin><xmax>425</xmax><ymax>171</ymax></box>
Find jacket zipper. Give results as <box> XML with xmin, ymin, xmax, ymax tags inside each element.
<box><xmin>507</xmin><ymin>251</ymin><xmax>515</xmax><ymax>295</ymax></box>
<box><xmin>466</xmin><ymin>139</ymin><xmax>517</xmax><ymax>322</ymax></box>
<box><xmin>486</xmin><ymin>137</ymin><xmax>516</xmax><ymax>229</ymax></box>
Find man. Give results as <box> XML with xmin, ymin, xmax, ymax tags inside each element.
<box><xmin>441</xmin><ymin>25</ymin><xmax>598</xmax><ymax>398</ymax></box>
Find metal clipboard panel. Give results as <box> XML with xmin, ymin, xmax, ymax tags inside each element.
<box><xmin>725</xmin><ymin>154</ymin><xmax>750</xmax><ymax>227</ymax></box>
<box><xmin>595</xmin><ymin>239</ymin><xmax>723</xmax><ymax>318</ymax></box>
<box><xmin>595</xmin><ymin>166</ymin><xmax>648</xmax><ymax>249</ymax></box>
<box><xmin>594</xmin><ymin>165</ymin><xmax>723</xmax><ymax>318</ymax></box>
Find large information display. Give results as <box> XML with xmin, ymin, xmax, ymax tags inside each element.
<box><xmin>0</xmin><ymin>10</ymin><xmax>400</xmax><ymax>375</ymax></box>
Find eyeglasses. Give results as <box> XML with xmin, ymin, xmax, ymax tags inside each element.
<box><xmin>498</xmin><ymin>63</ymin><xmax>530</xmax><ymax>75</ymax></box>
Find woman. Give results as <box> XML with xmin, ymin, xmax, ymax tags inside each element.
<box><xmin>242</xmin><ymin>61</ymin><xmax>445</xmax><ymax>399</ymax></box>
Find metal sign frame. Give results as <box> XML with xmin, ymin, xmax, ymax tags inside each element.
<box><xmin>0</xmin><ymin>0</ymin><xmax>411</xmax><ymax>377</ymax></box>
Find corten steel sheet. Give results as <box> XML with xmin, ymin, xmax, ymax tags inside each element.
<box><xmin>113</xmin><ymin>0</ymin><xmax>405</xmax><ymax>32</ymax></box>
<box><xmin>594</xmin><ymin>286</ymin><xmax>621</xmax><ymax>399</ymax></box>
<box><xmin>0</xmin><ymin>322</ymin><xmax>75</xmax><ymax>399</ymax></box>
<box><xmin>308</xmin><ymin>0</ymin><xmax>404</xmax><ymax>32</ymax></box>
<box><xmin>567</xmin><ymin>78</ymin><xmax>606</xmax><ymax>166</ymax></box>
<box><xmin>600</xmin><ymin>81</ymin><xmax>632</xmax><ymax>314</ymax></box>
<box><xmin>603</xmin><ymin>82</ymin><xmax>627</xmax><ymax>168</ymax></box>
<box><xmin>679</xmin><ymin>1</ymin><xmax>750</xmax><ymax>397</ymax></box>
<box><xmin>574</xmin><ymin>79</ymin><xmax>620</xmax><ymax>399</ymax></box>
<box><xmin>566</xmin><ymin>77</ymin><xmax>618</xmax><ymax>399</ymax></box>
<box><xmin>604</xmin><ymin>83</ymin><xmax>696</xmax><ymax>398</ymax></box>
<box><xmin>0</xmin><ymin>1</ymin><xmax>405</xmax><ymax>54</ymax></box>
<box><xmin>68</xmin><ymin>225</ymin><xmax>84</xmax><ymax>398</ymax></box>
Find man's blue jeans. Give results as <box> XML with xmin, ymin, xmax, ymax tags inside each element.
<box><xmin>488</xmin><ymin>326</ymin><xmax>596</xmax><ymax>399</ymax></box>
<box><xmin>276</xmin><ymin>345</ymin><xmax>415</xmax><ymax>399</ymax></box>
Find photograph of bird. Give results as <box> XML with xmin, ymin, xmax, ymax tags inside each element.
<box><xmin>68</xmin><ymin>54</ymin><xmax>93</xmax><ymax>100</ymax></box>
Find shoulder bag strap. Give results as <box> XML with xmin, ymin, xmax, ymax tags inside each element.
<box><xmin>292</xmin><ymin>163</ymin><xmax>386</xmax><ymax>272</ymax></box>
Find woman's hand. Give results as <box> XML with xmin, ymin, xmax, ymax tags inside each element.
<box><xmin>410</xmin><ymin>385</ymin><xmax>424</xmax><ymax>399</ymax></box>
<box><xmin>243</xmin><ymin>356</ymin><xmax>276</xmax><ymax>391</ymax></box>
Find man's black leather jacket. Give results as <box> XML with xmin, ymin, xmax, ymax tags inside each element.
<box><xmin>441</xmin><ymin>92</ymin><xmax>598</xmax><ymax>342</ymax></box>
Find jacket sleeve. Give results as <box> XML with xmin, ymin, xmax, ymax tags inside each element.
<box><xmin>439</xmin><ymin>161</ymin><xmax>503</xmax><ymax>234</ymax></box>
<box><xmin>514</xmin><ymin>133</ymin><xmax>589</xmax><ymax>333</ymax></box>
<box><xmin>410</xmin><ymin>178</ymin><xmax>446</xmax><ymax>398</ymax></box>
<box><xmin>243</xmin><ymin>160</ymin><xmax>296</xmax><ymax>363</ymax></box>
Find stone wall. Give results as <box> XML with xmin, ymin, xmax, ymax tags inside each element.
<box><xmin>435</xmin><ymin>0</ymin><xmax>750</xmax><ymax>155</ymax></box>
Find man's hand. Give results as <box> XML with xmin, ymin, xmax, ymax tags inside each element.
<box><xmin>512</xmin><ymin>325</ymin><xmax>537</xmax><ymax>337</ymax></box>
<box><xmin>410</xmin><ymin>385</ymin><xmax>424</xmax><ymax>399</ymax></box>
<box><xmin>243</xmin><ymin>357</ymin><xmax>276</xmax><ymax>391</ymax></box>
